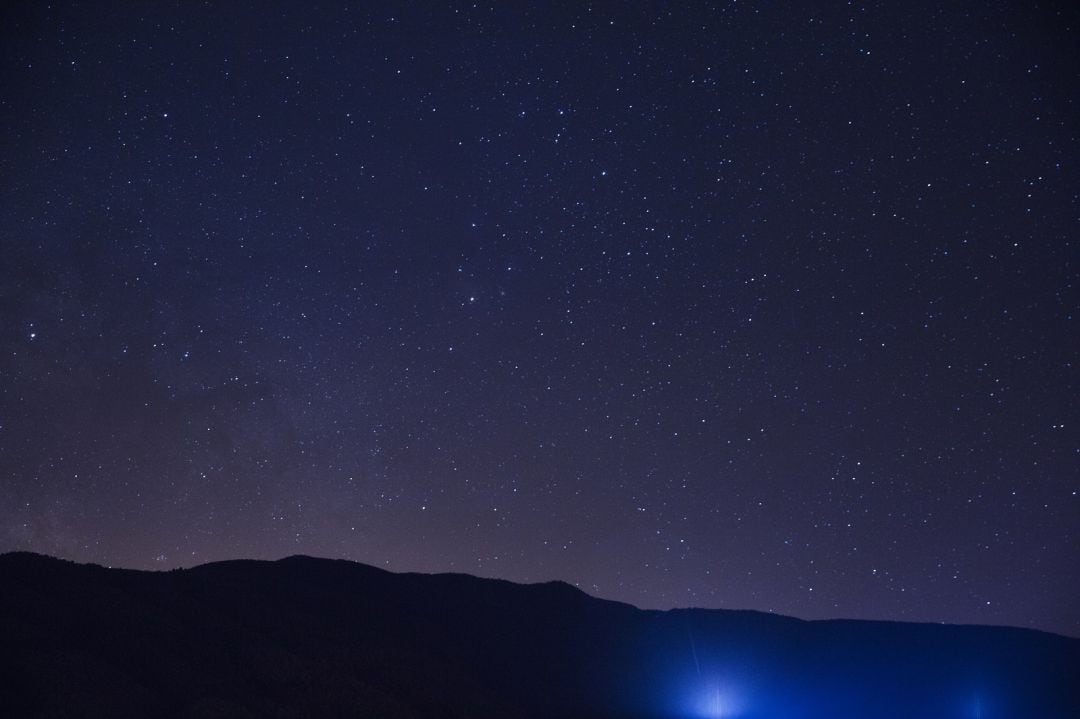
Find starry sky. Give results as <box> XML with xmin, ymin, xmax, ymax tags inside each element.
<box><xmin>2</xmin><ymin>1</ymin><xmax>1078</xmax><ymax>637</ymax></box>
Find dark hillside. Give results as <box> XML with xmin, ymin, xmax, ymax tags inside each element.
<box><xmin>1</xmin><ymin>553</ymin><xmax>1076</xmax><ymax>718</ymax></box>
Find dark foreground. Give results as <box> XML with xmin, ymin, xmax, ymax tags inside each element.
<box><xmin>1</xmin><ymin>552</ymin><xmax>1076</xmax><ymax>718</ymax></box>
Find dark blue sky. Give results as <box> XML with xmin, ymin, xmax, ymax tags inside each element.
<box><xmin>1</xmin><ymin>1</ymin><xmax>1077</xmax><ymax>636</ymax></box>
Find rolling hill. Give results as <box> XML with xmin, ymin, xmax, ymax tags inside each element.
<box><xmin>1</xmin><ymin>552</ymin><xmax>1076</xmax><ymax>718</ymax></box>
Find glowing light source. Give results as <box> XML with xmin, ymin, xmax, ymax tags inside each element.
<box><xmin>686</xmin><ymin>680</ymin><xmax>746</xmax><ymax>718</ymax></box>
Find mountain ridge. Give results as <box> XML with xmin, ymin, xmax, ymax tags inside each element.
<box><xmin>2</xmin><ymin>551</ymin><xmax>1077</xmax><ymax>718</ymax></box>
<box><xmin>4</xmin><ymin>550</ymin><xmax>1067</xmax><ymax>640</ymax></box>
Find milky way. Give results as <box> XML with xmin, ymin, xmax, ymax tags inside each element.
<box><xmin>1</xmin><ymin>1</ymin><xmax>1077</xmax><ymax>636</ymax></box>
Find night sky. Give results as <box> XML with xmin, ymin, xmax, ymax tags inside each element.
<box><xmin>2</xmin><ymin>1</ymin><xmax>1077</xmax><ymax>637</ymax></box>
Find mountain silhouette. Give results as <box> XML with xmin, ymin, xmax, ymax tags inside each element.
<box><xmin>1</xmin><ymin>552</ymin><xmax>1076</xmax><ymax>718</ymax></box>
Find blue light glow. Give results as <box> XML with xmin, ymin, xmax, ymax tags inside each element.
<box><xmin>681</xmin><ymin>678</ymin><xmax>749</xmax><ymax>718</ymax></box>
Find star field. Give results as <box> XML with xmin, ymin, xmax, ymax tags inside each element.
<box><xmin>1</xmin><ymin>1</ymin><xmax>1077</xmax><ymax>636</ymax></box>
